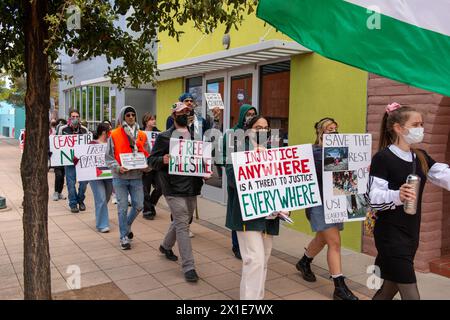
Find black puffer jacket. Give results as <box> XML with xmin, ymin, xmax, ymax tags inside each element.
<box><xmin>148</xmin><ymin>127</ymin><xmax>203</xmax><ymax>197</ymax></box>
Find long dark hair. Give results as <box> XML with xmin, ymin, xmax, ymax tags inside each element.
<box><xmin>95</xmin><ymin>123</ymin><xmax>110</xmax><ymax>140</ymax></box>
<box><xmin>379</xmin><ymin>104</ymin><xmax>429</xmax><ymax>174</ymax></box>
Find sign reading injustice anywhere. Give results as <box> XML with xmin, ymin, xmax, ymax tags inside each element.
<box><xmin>231</xmin><ymin>145</ymin><xmax>322</xmax><ymax>221</ymax></box>
<box><xmin>49</xmin><ymin>134</ymin><xmax>93</xmax><ymax>166</ymax></box>
<box><xmin>119</xmin><ymin>152</ymin><xmax>148</xmax><ymax>170</ymax></box>
<box><xmin>169</xmin><ymin>138</ymin><xmax>213</xmax><ymax>177</ymax></box>
<box><xmin>74</xmin><ymin>144</ymin><xmax>112</xmax><ymax>181</ymax></box>
<box><xmin>322</xmin><ymin>134</ymin><xmax>372</xmax><ymax>224</ymax></box>
<box><xmin>204</xmin><ymin>93</ymin><xmax>225</xmax><ymax>110</ymax></box>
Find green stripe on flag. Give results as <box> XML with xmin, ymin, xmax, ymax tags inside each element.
<box><xmin>257</xmin><ymin>0</ymin><xmax>450</xmax><ymax>97</ymax></box>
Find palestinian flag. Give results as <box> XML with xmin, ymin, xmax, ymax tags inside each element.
<box><xmin>257</xmin><ymin>0</ymin><xmax>450</xmax><ymax>96</ymax></box>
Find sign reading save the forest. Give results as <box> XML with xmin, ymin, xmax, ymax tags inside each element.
<box><xmin>322</xmin><ymin>134</ymin><xmax>372</xmax><ymax>224</ymax></box>
<box><xmin>231</xmin><ymin>145</ymin><xmax>322</xmax><ymax>221</ymax></box>
<box><xmin>74</xmin><ymin>144</ymin><xmax>112</xmax><ymax>181</ymax></box>
<box><xmin>49</xmin><ymin>134</ymin><xmax>93</xmax><ymax>166</ymax></box>
<box><xmin>169</xmin><ymin>138</ymin><xmax>213</xmax><ymax>177</ymax></box>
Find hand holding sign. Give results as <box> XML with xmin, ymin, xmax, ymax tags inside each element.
<box><xmin>204</xmin><ymin>93</ymin><xmax>225</xmax><ymax>110</ymax></box>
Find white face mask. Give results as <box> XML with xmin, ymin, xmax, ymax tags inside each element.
<box><xmin>402</xmin><ymin>127</ymin><xmax>424</xmax><ymax>144</ymax></box>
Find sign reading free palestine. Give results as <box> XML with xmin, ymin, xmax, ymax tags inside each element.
<box><xmin>74</xmin><ymin>143</ymin><xmax>112</xmax><ymax>182</ymax></box>
<box><xmin>231</xmin><ymin>144</ymin><xmax>322</xmax><ymax>221</ymax></box>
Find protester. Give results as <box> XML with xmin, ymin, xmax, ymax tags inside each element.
<box><xmin>51</xmin><ymin>118</ymin><xmax>67</xmax><ymax>201</ymax></box>
<box><xmin>60</xmin><ymin>109</ymin><xmax>89</xmax><ymax>213</ymax></box>
<box><xmin>225</xmin><ymin>104</ymin><xmax>257</xmax><ymax>260</ymax></box>
<box><xmin>225</xmin><ymin>115</ymin><xmax>284</xmax><ymax>300</ymax></box>
<box><xmin>368</xmin><ymin>103</ymin><xmax>450</xmax><ymax>300</ymax></box>
<box><xmin>105</xmin><ymin>105</ymin><xmax>151</xmax><ymax>250</ymax></box>
<box><xmin>149</xmin><ymin>102</ymin><xmax>205</xmax><ymax>282</ymax></box>
<box><xmin>294</xmin><ymin>117</ymin><xmax>358</xmax><ymax>300</ymax></box>
<box><xmin>141</xmin><ymin>113</ymin><xmax>162</xmax><ymax>220</ymax></box>
<box><xmin>88</xmin><ymin>123</ymin><xmax>113</xmax><ymax>233</ymax></box>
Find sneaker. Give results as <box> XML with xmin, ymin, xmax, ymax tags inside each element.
<box><xmin>189</xmin><ymin>230</ymin><xmax>195</xmax><ymax>238</ymax></box>
<box><xmin>120</xmin><ymin>237</ymin><xmax>131</xmax><ymax>250</ymax></box>
<box><xmin>70</xmin><ymin>206</ymin><xmax>79</xmax><ymax>213</ymax></box>
<box><xmin>58</xmin><ymin>193</ymin><xmax>66</xmax><ymax>200</ymax></box>
<box><xmin>112</xmin><ymin>194</ymin><xmax>117</xmax><ymax>204</ymax></box>
<box><xmin>99</xmin><ymin>227</ymin><xmax>110</xmax><ymax>233</ymax></box>
<box><xmin>184</xmin><ymin>269</ymin><xmax>199</xmax><ymax>283</ymax></box>
<box><xmin>52</xmin><ymin>192</ymin><xmax>59</xmax><ymax>201</ymax></box>
<box><xmin>232</xmin><ymin>247</ymin><xmax>242</xmax><ymax>260</ymax></box>
<box><xmin>78</xmin><ymin>202</ymin><xmax>86</xmax><ymax>211</ymax></box>
<box><xmin>127</xmin><ymin>231</ymin><xmax>134</xmax><ymax>240</ymax></box>
<box><xmin>159</xmin><ymin>245</ymin><xmax>178</xmax><ymax>261</ymax></box>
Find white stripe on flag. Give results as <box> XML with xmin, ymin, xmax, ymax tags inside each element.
<box><xmin>345</xmin><ymin>0</ymin><xmax>450</xmax><ymax>37</ymax></box>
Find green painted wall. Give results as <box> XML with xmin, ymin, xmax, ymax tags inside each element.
<box><xmin>287</xmin><ymin>53</ymin><xmax>368</xmax><ymax>252</ymax></box>
<box><xmin>156</xmin><ymin>78</ymin><xmax>184</xmax><ymax>130</ymax></box>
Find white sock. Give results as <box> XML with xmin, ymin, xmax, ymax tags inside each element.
<box><xmin>331</xmin><ymin>274</ymin><xmax>343</xmax><ymax>279</ymax></box>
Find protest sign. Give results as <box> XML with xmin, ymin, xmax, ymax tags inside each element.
<box><xmin>169</xmin><ymin>138</ymin><xmax>213</xmax><ymax>178</ymax></box>
<box><xmin>74</xmin><ymin>144</ymin><xmax>112</xmax><ymax>181</ymax></box>
<box><xmin>231</xmin><ymin>144</ymin><xmax>322</xmax><ymax>221</ymax></box>
<box><xmin>119</xmin><ymin>152</ymin><xmax>148</xmax><ymax>170</ymax></box>
<box><xmin>49</xmin><ymin>133</ymin><xmax>93</xmax><ymax>166</ymax></box>
<box><xmin>322</xmin><ymin>134</ymin><xmax>372</xmax><ymax>223</ymax></box>
<box><xmin>204</xmin><ymin>93</ymin><xmax>225</xmax><ymax>110</ymax></box>
<box><xmin>145</xmin><ymin>131</ymin><xmax>159</xmax><ymax>152</ymax></box>
<box><xmin>19</xmin><ymin>129</ymin><xmax>25</xmax><ymax>153</ymax></box>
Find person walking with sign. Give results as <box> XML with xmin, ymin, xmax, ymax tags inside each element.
<box><xmin>105</xmin><ymin>106</ymin><xmax>151</xmax><ymax>250</ymax></box>
<box><xmin>51</xmin><ymin>118</ymin><xmax>67</xmax><ymax>201</ymax></box>
<box><xmin>88</xmin><ymin>123</ymin><xmax>113</xmax><ymax>233</ymax></box>
<box><xmin>295</xmin><ymin>117</ymin><xmax>358</xmax><ymax>300</ymax></box>
<box><xmin>149</xmin><ymin>102</ymin><xmax>204</xmax><ymax>283</ymax></box>
<box><xmin>60</xmin><ymin>109</ymin><xmax>89</xmax><ymax>213</ymax></box>
<box><xmin>367</xmin><ymin>103</ymin><xmax>450</xmax><ymax>300</ymax></box>
<box><xmin>225</xmin><ymin>115</ymin><xmax>284</xmax><ymax>300</ymax></box>
<box><xmin>142</xmin><ymin>113</ymin><xmax>162</xmax><ymax>220</ymax></box>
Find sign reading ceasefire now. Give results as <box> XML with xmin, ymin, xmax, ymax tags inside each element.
<box><xmin>231</xmin><ymin>144</ymin><xmax>322</xmax><ymax>221</ymax></box>
<box><xmin>49</xmin><ymin>134</ymin><xmax>93</xmax><ymax>166</ymax></box>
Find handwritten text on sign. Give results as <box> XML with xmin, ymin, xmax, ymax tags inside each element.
<box><xmin>322</xmin><ymin>134</ymin><xmax>372</xmax><ymax>224</ymax></box>
<box><xmin>204</xmin><ymin>93</ymin><xmax>225</xmax><ymax>110</ymax></box>
<box><xmin>145</xmin><ymin>131</ymin><xmax>159</xmax><ymax>152</ymax></box>
<box><xmin>74</xmin><ymin>144</ymin><xmax>112</xmax><ymax>181</ymax></box>
<box><xmin>232</xmin><ymin>144</ymin><xmax>322</xmax><ymax>221</ymax></box>
<box><xmin>120</xmin><ymin>152</ymin><xmax>148</xmax><ymax>170</ymax></box>
<box><xmin>169</xmin><ymin>138</ymin><xmax>213</xmax><ymax>177</ymax></box>
<box><xmin>49</xmin><ymin>134</ymin><xmax>93</xmax><ymax>166</ymax></box>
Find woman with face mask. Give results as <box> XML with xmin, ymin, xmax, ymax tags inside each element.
<box><xmin>225</xmin><ymin>115</ymin><xmax>286</xmax><ymax>300</ymax></box>
<box><xmin>295</xmin><ymin>117</ymin><xmax>358</xmax><ymax>300</ymax></box>
<box><xmin>368</xmin><ymin>103</ymin><xmax>450</xmax><ymax>300</ymax></box>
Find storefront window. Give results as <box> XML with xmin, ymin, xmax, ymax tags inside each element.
<box><xmin>110</xmin><ymin>95</ymin><xmax>116</xmax><ymax>127</ymax></box>
<box><xmin>95</xmin><ymin>86</ymin><xmax>101</xmax><ymax>123</ymax></box>
<box><xmin>259</xmin><ymin>61</ymin><xmax>290</xmax><ymax>146</ymax></box>
<box><xmin>103</xmin><ymin>87</ymin><xmax>110</xmax><ymax>124</ymax></box>
<box><xmin>186</xmin><ymin>76</ymin><xmax>203</xmax><ymax>117</ymax></box>
<box><xmin>230</xmin><ymin>74</ymin><xmax>252</xmax><ymax>128</ymax></box>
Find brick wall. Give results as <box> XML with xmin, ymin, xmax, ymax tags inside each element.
<box><xmin>363</xmin><ymin>74</ymin><xmax>450</xmax><ymax>272</ymax></box>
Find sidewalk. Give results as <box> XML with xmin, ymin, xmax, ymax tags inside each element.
<box><xmin>1</xmin><ymin>136</ymin><xmax>449</xmax><ymax>300</ymax></box>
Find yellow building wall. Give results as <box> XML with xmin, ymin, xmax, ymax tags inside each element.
<box><xmin>288</xmin><ymin>53</ymin><xmax>368</xmax><ymax>252</ymax></box>
<box><xmin>156</xmin><ymin>78</ymin><xmax>184</xmax><ymax>130</ymax></box>
<box><xmin>157</xmin><ymin>14</ymin><xmax>291</xmax><ymax>65</ymax></box>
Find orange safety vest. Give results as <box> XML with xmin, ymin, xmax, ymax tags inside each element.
<box><xmin>110</xmin><ymin>127</ymin><xmax>149</xmax><ymax>165</ymax></box>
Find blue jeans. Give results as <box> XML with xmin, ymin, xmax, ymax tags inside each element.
<box><xmin>65</xmin><ymin>165</ymin><xmax>88</xmax><ymax>208</ymax></box>
<box><xmin>113</xmin><ymin>178</ymin><xmax>144</xmax><ymax>239</ymax></box>
<box><xmin>90</xmin><ymin>179</ymin><xmax>113</xmax><ymax>230</ymax></box>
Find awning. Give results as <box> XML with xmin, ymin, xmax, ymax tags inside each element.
<box><xmin>157</xmin><ymin>40</ymin><xmax>310</xmax><ymax>81</ymax></box>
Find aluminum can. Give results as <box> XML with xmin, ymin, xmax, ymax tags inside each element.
<box><xmin>404</xmin><ymin>174</ymin><xmax>421</xmax><ymax>215</ymax></box>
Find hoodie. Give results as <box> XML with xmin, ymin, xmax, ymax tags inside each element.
<box><xmin>105</xmin><ymin>106</ymin><xmax>151</xmax><ymax>180</ymax></box>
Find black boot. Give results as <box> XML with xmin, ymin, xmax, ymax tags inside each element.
<box><xmin>296</xmin><ymin>254</ymin><xmax>316</xmax><ymax>282</ymax></box>
<box><xmin>332</xmin><ymin>276</ymin><xmax>359</xmax><ymax>300</ymax></box>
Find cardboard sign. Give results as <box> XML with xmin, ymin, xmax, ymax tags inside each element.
<box><xmin>74</xmin><ymin>144</ymin><xmax>112</xmax><ymax>181</ymax></box>
<box><xmin>231</xmin><ymin>144</ymin><xmax>322</xmax><ymax>221</ymax></box>
<box><xmin>19</xmin><ymin>129</ymin><xmax>25</xmax><ymax>153</ymax></box>
<box><xmin>169</xmin><ymin>138</ymin><xmax>213</xmax><ymax>177</ymax></box>
<box><xmin>119</xmin><ymin>152</ymin><xmax>148</xmax><ymax>170</ymax></box>
<box><xmin>204</xmin><ymin>93</ymin><xmax>225</xmax><ymax>110</ymax></box>
<box><xmin>145</xmin><ymin>131</ymin><xmax>159</xmax><ymax>152</ymax></box>
<box><xmin>49</xmin><ymin>133</ymin><xmax>93</xmax><ymax>166</ymax></box>
<box><xmin>322</xmin><ymin>134</ymin><xmax>372</xmax><ymax>223</ymax></box>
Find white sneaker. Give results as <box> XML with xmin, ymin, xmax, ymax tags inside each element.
<box><xmin>52</xmin><ymin>192</ymin><xmax>59</xmax><ymax>201</ymax></box>
<box><xmin>99</xmin><ymin>227</ymin><xmax>110</xmax><ymax>233</ymax></box>
<box><xmin>58</xmin><ymin>193</ymin><xmax>66</xmax><ymax>200</ymax></box>
<box><xmin>120</xmin><ymin>237</ymin><xmax>131</xmax><ymax>250</ymax></box>
<box><xmin>112</xmin><ymin>194</ymin><xmax>117</xmax><ymax>204</ymax></box>
<box><xmin>189</xmin><ymin>230</ymin><xmax>195</xmax><ymax>238</ymax></box>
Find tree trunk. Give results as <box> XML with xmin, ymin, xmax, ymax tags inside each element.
<box><xmin>21</xmin><ymin>0</ymin><xmax>52</xmax><ymax>299</ymax></box>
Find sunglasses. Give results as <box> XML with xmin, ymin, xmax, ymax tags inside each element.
<box><xmin>125</xmin><ymin>113</ymin><xmax>136</xmax><ymax>118</ymax></box>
